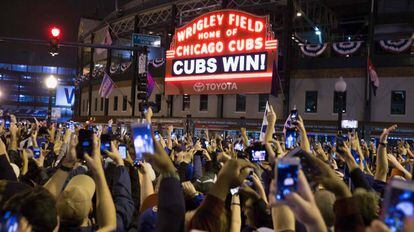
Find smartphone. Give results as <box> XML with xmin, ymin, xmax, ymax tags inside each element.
<box><xmin>4</xmin><ymin>116</ymin><xmax>11</xmax><ymax>130</ymax></box>
<box><xmin>234</xmin><ymin>143</ymin><xmax>243</xmax><ymax>151</ymax></box>
<box><xmin>382</xmin><ymin>179</ymin><xmax>414</xmax><ymax>231</ymax></box>
<box><xmin>250</xmin><ymin>149</ymin><xmax>267</xmax><ymax>162</ymax></box>
<box><xmin>33</xmin><ymin>147</ymin><xmax>41</xmax><ymax>159</ymax></box>
<box><xmin>230</xmin><ymin>187</ymin><xmax>240</xmax><ymax>195</ymax></box>
<box><xmin>204</xmin><ymin>140</ymin><xmax>209</xmax><ymax>147</ymax></box>
<box><xmin>154</xmin><ymin>131</ymin><xmax>161</xmax><ymax>141</ymax></box>
<box><xmin>118</xmin><ymin>144</ymin><xmax>127</xmax><ymax>159</ymax></box>
<box><xmin>131</xmin><ymin>123</ymin><xmax>154</xmax><ymax>163</ymax></box>
<box><xmin>0</xmin><ymin>211</ymin><xmax>20</xmax><ymax>232</ymax></box>
<box><xmin>336</xmin><ymin>135</ymin><xmax>348</xmax><ymax>151</ymax></box>
<box><xmin>290</xmin><ymin>109</ymin><xmax>298</xmax><ymax>123</ymax></box>
<box><xmin>171</xmin><ymin>133</ymin><xmax>177</xmax><ymax>139</ymax></box>
<box><xmin>100</xmin><ymin>134</ymin><xmax>112</xmax><ymax>154</ymax></box>
<box><xmin>285</xmin><ymin>129</ymin><xmax>297</xmax><ymax>149</ymax></box>
<box><xmin>275</xmin><ymin>157</ymin><xmax>300</xmax><ymax>200</ymax></box>
<box><xmin>76</xmin><ymin>129</ymin><xmax>94</xmax><ymax>159</ymax></box>
<box><xmin>68</xmin><ymin>122</ymin><xmax>75</xmax><ymax>133</ymax></box>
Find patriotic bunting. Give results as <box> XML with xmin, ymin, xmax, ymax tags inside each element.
<box><xmin>120</xmin><ymin>62</ymin><xmax>132</xmax><ymax>72</ymax></box>
<box><xmin>379</xmin><ymin>39</ymin><xmax>412</xmax><ymax>53</ymax></box>
<box><xmin>110</xmin><ymin>64</ymin><xmax>119</xmax><ymax>74</ymax></box>
<box><xmin>300</xmin><ymin>43</ymin><xmax>327</xmax><ymax>57</ymax></box>
<box><xmin>149</xmin><ymin>58</ymin><xmax>165</xmax><ymax>68</ymax></box>
<box><xmin>332</xmin><ymin>41</ymin><xmax>363</xmax><ymax>56</ymax></box>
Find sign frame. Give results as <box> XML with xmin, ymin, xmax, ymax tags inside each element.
<box><xmin>132</xmin><ymin>33</ymin><xmax>161</xmax><ymax>47</ymax></box>
<box><xmin>165</xmin><ymin>9</ymin><xmax>278</xmax><ymax>95</ymax></box>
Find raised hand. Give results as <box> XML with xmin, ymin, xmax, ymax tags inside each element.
<box><xmin>104</xmin><ymin>141</ymin><xmax>124</xmax><ymax>166</ymax></box>
<box><xmin>266</xmin><ymin>104</ymin><xmax>277</xmax><ymax>126</ymax></box>
<box><xmin>217</xmin><ymin>159</ymin><xmax>255</xmax><ymax>189</ymax></box>
<box><xmin>61</xmin><ymin>134</ymin><xmax>78</xmax><ymax>168</ymax></box>
<box><xmin>270</xmin><ymin>171</ymin><xmax>327</xmax><ymax>232</ymax></box>
<box><xmin>182</xmin><ymin>181</ymin><xmax>198</xmax><ymax>197</ymax></box>
<box><xmin>84</xmin><ymin>134</ymin><xmax>104</xmax><ymax>176</ymax></box>
<box><xmin>144</xmin><ymin>140</ymin><xmax>176</xmax><ymax>174</ymax></box>
<box><xmin>144</xmin><ymin>107</ymin><xmax>153</xmax><ymax>123</ymax></box>
<box><xmin>380</xmin><ymin>124</ymin><xmax>397</xmax><ymax>143</ymax></box>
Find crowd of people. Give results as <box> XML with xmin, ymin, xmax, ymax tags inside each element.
<box><xmin>0</xmin><ymin>106</ymin><xmax>413</xmax><ymax>232</ymax></box>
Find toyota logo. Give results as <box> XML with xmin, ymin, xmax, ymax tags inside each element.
<box><xmin>193</xmin><ymin>82</ymin><xmax>205</xmax><ymax>92</ymax></box>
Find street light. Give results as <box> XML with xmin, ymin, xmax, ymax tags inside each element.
<box><xmin>335</xmin><ymin>77</ymin><xmax>347</xmax><ymax>132</ymax></box>
<box><xmin>45</xmin><ymin>75</ymin><xmax>58</xmax><ymax>123</ymax></box>
<box><xmin>46</xmin><ymin>75</ymin><xmax>58</xmax><ymax>89</ymax></box>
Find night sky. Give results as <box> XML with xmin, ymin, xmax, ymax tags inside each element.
<box><xmin>0</xmin><ymin>0</ymin><xmax>124</xmax><ymax>68</ymax></box>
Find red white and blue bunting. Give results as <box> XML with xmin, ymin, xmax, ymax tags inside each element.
<box><xmin>300</xmin><ymin>43</ymin><xmax>327</xmax><ymax>57</ymax></box>
<box><xmin>149</xmin><ymin>58</ymin><xmax>165</xmax><ymax>68</ymax></box>
<box><xmin>110</xmin><ymin>64</ymin><xmax>119</xmax><ymax>74</ymax></box>
<box><xmin>332</xmin><ymin>41</ymin><xmax>363</xmax><ymax>55</ymax></box>
<box><xmin>120</xmin><ymin>62</ymin><xmax>132</xmax><ymax>72</ymax></box>
<box><xmin>379</xmin><ymin>39</ymin><xmax>412</xmax><ymax>53</ymax></box>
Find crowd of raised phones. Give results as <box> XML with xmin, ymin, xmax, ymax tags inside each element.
<box><xmin>0</xmin><ymin>106</ymin><xmax>413</xmax><ymax>232</ymax></box>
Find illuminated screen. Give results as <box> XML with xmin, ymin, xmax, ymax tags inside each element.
<box><xmin>165</xmin><ymin>9</ymin><xmax>278</xmax><ymax>95</ymax></box>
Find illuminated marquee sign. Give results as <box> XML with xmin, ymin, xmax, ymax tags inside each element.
<box><xmin>165</xmin><ymin>9</ymin><xmax>278</xmax><ymax>95</ymax></box>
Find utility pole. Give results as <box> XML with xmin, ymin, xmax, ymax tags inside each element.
<box><xmin>88</xmin><ymin>34</ymin><xmax>95</xmax><ymax>117</ymax></box>
<box><xmin>131</xmin><ymin>15</ymin><xmax>139</xmax><ymax>117</ymax></box>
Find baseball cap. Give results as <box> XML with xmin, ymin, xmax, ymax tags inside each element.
<box><xmin>56</xmin><ymin>175</ymin><xmax>96</xmax><ymax>222</ymax></box>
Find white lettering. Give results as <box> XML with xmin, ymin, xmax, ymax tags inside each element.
<box><xmin>195</xmin><ymin>59</ymin><xmax>206</xmax><ymax>74</ymax></box>
<box><xmin>173</xmin><ymin>61</ymin><xmax>183</xmax><ymax>75</ymax></box>
<box><xmin>223</xmin><ymin>56</ymin><xmax>239</xmax><ymax>72</ymax></box>
<box><xmin>206</xmin><ymin>58</ymin><xmax>217</xmax><ymax>73</ymax></box>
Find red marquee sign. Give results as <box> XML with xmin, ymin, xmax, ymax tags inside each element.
<box><xmin>165</xmin><ymin>9</ymin><xmax>278</xmax><ymax>95</ymax></box>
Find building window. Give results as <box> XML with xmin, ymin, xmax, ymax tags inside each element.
<box><xmin>258</xmin><ymin>94</ymin><xmax>269</xmax><ymax>112</ymax></box>
<box><xmin>28</xmin><ymin>66</ymin><xmax>42</xmax><ymax>73</ymax></box>
<box><xmin>82</xmin><ymin>100</ymin><xmax>85</xmax><ymax>112</ymax></box>
<box><xmin>18</xmin><ymin>94</ymin><xmax>34</xmax><ymax>102</ymax></box>
<box><xmin>155</xmin><ymin>94</ymin><xmax>162</xmax><ymax>112</ymax></box>
<box><xmin>43</xmin><ymin>66</ymin><xmax>57</xmax><ymax>74</ymax></box>
<box><xmin>182</xmin><ymin>95</ymin><xmax>190</xmax><ymax>111</ymax></box>
<box><xmin>113</xmin><ymin>96</ymin><xmax>118</xmax><ymax>111</ymax></box>
<box><xmin>199</xmin><ymin>95</ymin><xmax>208</xmax><ymax>111</ymax></box>
<box><xmin>236</xmin><ymin>94</ymin><xmax>246</xmax><ymax>112</ymax></box>
<box><xmin>37</xmin><ymin>96</ymin><xmax>49</xmax><ymax>104</ymax></box>
<box><xmin>333</xmin><ymin>91</ymin><xmax>347</xmax><ymax>113</ymax></box>
<box><xmin>122</xmin><ymin>96</ymin><xmax>128</xmax><ymax>111</ymax></box>
<box><xmin>100</xmin><ymin>98</ymin><xmax>104</xmax><ymax>111</ymax></box>
<box><xmin>305</xmin><ymin>91</ymin><xmax>318</xmax><ymax>113</ymax></box>
<box><xmin>391</xmin><ymin>90</ymin><xmax>405</xmax><ymax>115</ymax></box>
<box><xmin>94</xmin><ymin>98</ymin><xmax>98</xmax><ymax>111</ymax></box>
<box><xmin>11</xmin><ymin>64</ymin><xmax>27</xmax><ymax>72</ymax></box>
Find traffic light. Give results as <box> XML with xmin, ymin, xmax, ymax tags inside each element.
<box><xmin>49</xmin><ymin>26</ymin><xmax>61</xmax><ymax>56</ymax></box>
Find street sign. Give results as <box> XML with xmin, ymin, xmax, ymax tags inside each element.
<box><xmin>138</xmin><ymin>53</ymin><xmax>147</xmax><ymax>74</ymax></box>
<box><xmin>132</xmin><ymin>33</ymin><xmax>161</xmax><ymax>47</ymax></box>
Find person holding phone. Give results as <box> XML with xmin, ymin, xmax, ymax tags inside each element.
<box><xmin>269</xmin><ymin>168</ymin><xmax>327</xmax><ymax>232</ymax></box>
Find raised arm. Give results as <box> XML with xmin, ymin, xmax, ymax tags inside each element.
<box><xmin>43</xmin><ymin>133</ymin><xmax>76</xmax><ymax>198</ymax></box>
<box><xmin>375</xmin><ymin>125</ymin><xmax>397</xmax><ymax>182</ymax></box>
<box><xmin>104</xmin><ymin>141</ymin><xmax>135</xmax><ymax>231</ymax></box>
<box><xmin>167</xmin><ymin>125</ymin><xmax>173</xmax><ymax>150</ymax></box>
<box><xmin>84</xmin><ymin>134</ymin><xmax>117</xmax><ymax>232</ymax></box>
<box><xmin>240</xmin><ymin>127</ymin><xmax>249</xmax><ymax>147</ymax></box>
<box><xmin>264</xmin><ymin>105</ymin><xmax>277</xmax><ymax>142</ymax></box>
<box><xmin>295</xmin><ymin>116</ymin><xmax>311</xmax><ymax>153</ymax></box>
<box><xmin>230</xmin><ymin>194</ymin><xmax>242</xmax><ymax>232</ymax></box>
